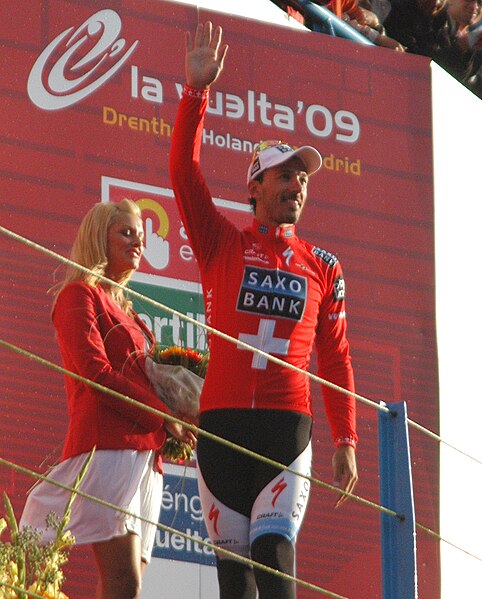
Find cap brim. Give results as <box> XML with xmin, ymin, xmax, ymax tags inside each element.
<box><xmin>247</xmin><ymin>143</ymin><xmax>323</xmax><ymax>183</ymax></box>
<box><xmin>291</xmin><ymin>146</ymin><xmax>323</xmax><ymax>176</ymax></box>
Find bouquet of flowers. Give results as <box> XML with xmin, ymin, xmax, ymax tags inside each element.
<box><xmin>146</xmin><ymin>345</ymin><xmax>208</xmax><ymax>463</ymax></box>
<box><xmin>0</xmin><ymin>449</ymin><xmax>94</xmax><ymax>599</ymax></box>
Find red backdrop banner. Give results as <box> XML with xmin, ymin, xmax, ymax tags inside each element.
<box><xmin>0</xmin><ymin>2</ymin><xmax>439</xmax><ymax>597</ymax></box>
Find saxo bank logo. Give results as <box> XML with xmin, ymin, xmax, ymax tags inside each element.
<box><xmin>28</xmin><ymin>9</ymin><xmax>138</xmax><ymax>110</ymax></box>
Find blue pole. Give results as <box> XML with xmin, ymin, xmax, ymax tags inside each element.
<box><xmin>378</xmin><ymin>401</ymin><xmax>418</xmax><ymax>599</ymax></box>
<box><xmin>272</xmin><ymin>0</ymin><xmax>375</xmax><ymax>45</ymax></box>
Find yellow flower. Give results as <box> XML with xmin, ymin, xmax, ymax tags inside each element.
<box><xmin>7</xmin><ymin>561</ymin><xmax>18</xmax><ymax>579</ymax></box>
<box><xmin>57</xmin><ymin>530</ymin><xmax>75</xmax><ymax>549</ymax></box>
<box><xmin>29</xmin><ymin>581</ymin><xmax>69</xmax><ymax>599</ymax></box>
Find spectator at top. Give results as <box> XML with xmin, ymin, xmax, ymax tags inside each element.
<box><xmin>447</xmin><ymin>0</ymin><xmax>481</xmax><ymax>34</ymax></box>
<box><xmin>359</xmin><ymin>0</ymin><xmax>392</xmax><ymax>22</ymax></box>
<box><xmin>385</xmin><ymin>0</ymin><xmax>481</xmax><ymax>95</ymax></box>
<box><xmin>447</xmin><ymin>0</ymin><xmax>482</xmax><ymax>95</ymax></box>
<box><xmin>311</xmin><ymin>0</ymin><xmax>382</xmax><ymax>27</ymax></box>
<box><xmin>384</xmin><ymin>0</ymin><xmax>458</xmax><ymax>58</ymax></box>
<box><xmin>285</xmin><ymin>0</ymin><xmax>405</xmax><ymax>49</ymax></box>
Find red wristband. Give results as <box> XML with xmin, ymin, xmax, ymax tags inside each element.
<box><xmin>183</xmin><ymin>84</ymin><xmax>209</xmax><ymax>100</ymax></box>
<box><xmin>335</xmin><ymin>435</ymin><xmax>357</xmax><ymax>449</ymax></box>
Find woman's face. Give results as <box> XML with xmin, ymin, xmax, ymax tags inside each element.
<box><xmin>105</xmin><ymin>211</ymin><xmax>144</xmax><ymax>280</ymax></box>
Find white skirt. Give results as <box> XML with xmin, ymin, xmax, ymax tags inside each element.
<box><xmin>20</xmin><ymin>449</ymin><xmax>163</xmax><ymax>563</ymax></box>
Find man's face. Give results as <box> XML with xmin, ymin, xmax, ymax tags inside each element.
<box><xmin>447</xmin><ymin>0</ymin><xmax>480</xmax><ymax>25</ymax></box>
<box><xmin>248</xmin><ymin>157</ymin><xmax>309</xmax><ymax>227</ymax></box>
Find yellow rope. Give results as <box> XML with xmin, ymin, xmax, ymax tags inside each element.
<box><xmin>0</xmin><ymin>224</ymin><xmax>388</xmax><ymax>415</ymax></box>
<box><xmin>0</xmin><ymin>456</ymin><xmax>351</xmax><ymax>599</ymax></box>
<box><xmin>0</xmin><ymin>337</ymin><xmax>398</xmax><ymax>519</ymax></box>
<box><xmin>1</xmin><ymin>224</ymin><xmax>482</xmax><ymax>571</ymax></box>
<box><xmin>3</xmin><ymin>223</ymin><xmax>481</xmax><ymax>468</ymax></box>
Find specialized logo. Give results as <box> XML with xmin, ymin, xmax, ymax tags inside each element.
<box><xmin>28</xmin><ymin>9</ymin><xmax>138</xmax><ymax>110</ymax></box>
<box><xmin>237</xmin><ymin>266</ymin><xmax>307</xmax><ymax>321</ymax></box>
<box><xmin>312</xmin><ymin>246</ymin><xmax>338</xmax><ymax>268</ymax></box>
<box><xmin>209</xmin><ymin>503</ymin><xmax>220</xmax><ymax>536</ymax></box>
<box><xmin>271</xmin><ymin>478</ymin><xmax>288</xmax><ymax>508</ymax></box>
<box><xmin>282</xmin><ymin>246</ymin><xmax>294</xmax><ymax>266</ymax></box>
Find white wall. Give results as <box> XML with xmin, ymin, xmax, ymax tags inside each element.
<box><xmin>432</xmin><ymin>62</ymin><xmax>482</xmax><ymax>599</ymax></box>
<box><xmin>169</xmin><ymin>0</ymin><xmax>305</xmax><ymax>28</ymax></box>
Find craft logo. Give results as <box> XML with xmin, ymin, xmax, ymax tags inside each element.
<box><xmin>28</xmin><ymin>9</ymin><xmax>138</xmax><ymax>110</ymax></box>
<box><xmin>237</xmin><ymin>266</ymin><xmax>307</xmax><ymax>320</ymax></box>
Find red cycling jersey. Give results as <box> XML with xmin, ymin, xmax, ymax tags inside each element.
<box><xmin>170</xmin><ymin>87</ymin><xmax>357</xmax><ymax>447</ymax></box>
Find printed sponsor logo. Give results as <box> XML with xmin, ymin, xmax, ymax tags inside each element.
<box><xmin>209</xmin><ymin>503</ymin><xmax>220</xmax><ymax>536</ymax></box>
<box><xmin>237</xmin><ymin>266</ymin><xmax>307</xmax><ymax>321</ymax></box>
<box><xmin>250</xmin><ymin>157</ymin><xmax>261</xmax><ymax>177</ymax></box>
<box><xmin>333</xmin><ymin>276</ymin><xmax>345</xmax><ymax>302</ymax></box>
<box><xmin>275</xmin><ymin>144</ymin><xmax>292</xmax><ymax>154</ymax></box>
<box><xmin>215</xmin><ymin>539</ymin><xmax>237</xmax><ymax>546</ymax></box>
<box><xmin>28</xmin><ymin>9</ymin><xmax>138</xmax><ymax>110</ymax></box>
<box><xmin>256</xmin><ymin>511</ymin><xmax>283</xmax><ymax>520</ymax></box>
<box><xmin>282</xmin><ymin>246</ymin><xmax>294</xmax><ymax>266</ymax></box>
<box><xmin>243</xmin><ymin>247</ymin><xmax>270</xmax><ymax>265</ymax></box>
<box><xmin>328</xmin><ymin>311</ymin><xmax>346</xmax><ymax>321</ymax></box>
<box><xmin>271</xmin><ymin>478</ymin><xmax>288</xmax><ymax>508</ymax></box>
<box><xmin>312</xmin><ymin>246</ymin><xmax>338</xmax><ymax>267</ymax></box>
<box><xmin>291</xmin><ymin>474</ymin><xmax>310</xmax><ymax>521</ymax></box>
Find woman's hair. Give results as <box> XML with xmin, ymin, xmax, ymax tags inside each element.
<box><xmin>54</xmin><ymin>199</ymin><xmax>141</xmax><ymax>312</ymax></box>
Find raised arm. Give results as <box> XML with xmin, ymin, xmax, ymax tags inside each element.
<box><xmin>185</xmin><ymin>21</ymin><xmax>228</xmax><ymax>89</ymax></box>
<box><xmin>170</xmin><ymin>21</ymin><xmax>236</xmax><ymax>267</ymax></box>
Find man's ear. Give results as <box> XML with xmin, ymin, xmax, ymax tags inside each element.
<box><xmin>248</xmin><ymin>179</ymin><xmax>260</xmax><ymax>198</ymax></box>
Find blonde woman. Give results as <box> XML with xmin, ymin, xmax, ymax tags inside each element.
<box><xmin>21</xmin><ymin>199</ymin><xmax>195</xmax><ymax>599</ymax></box>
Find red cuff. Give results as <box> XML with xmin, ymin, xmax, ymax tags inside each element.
<box><xmin>183</xmin><ymin>84</ymin><xmax>209</xmax><ymax>100</ymax></box>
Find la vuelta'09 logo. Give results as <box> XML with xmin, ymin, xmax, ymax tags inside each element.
<box><xmin>28</xmin><ymin>9</ymin><xmax>138</xmax><ymax>110</ymax></box>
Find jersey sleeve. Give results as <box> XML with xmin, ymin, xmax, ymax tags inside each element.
<box><xmin>315</xmin><ymin>260</ymin><xmax>358</xmax><ymax>447</ymax></box>
<box><xmin>53</xmin><ymin>283</ymin><xmax>165</xmax><ymax>432</ymax></box>
<box><xmin>169</xmin><ymin>86</ymin><xmax>236</xmax><ymax>267</ymax></box>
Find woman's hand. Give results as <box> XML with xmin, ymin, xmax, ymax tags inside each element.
<box><xmin>165</xmin><ymin>419</ymin><xmax>197</xmax><ymax>449</ymax></box>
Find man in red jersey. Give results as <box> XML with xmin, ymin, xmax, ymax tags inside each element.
<box><xmin>170</xmin><ymin>22</ymin><xmax>358</xmax><ymax>599</ymax></box>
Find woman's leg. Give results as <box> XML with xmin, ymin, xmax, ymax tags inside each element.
<box><xmin>92</xmin><ymin>532</ymin><xmax>143</xmax><ymax>599</ymax></box>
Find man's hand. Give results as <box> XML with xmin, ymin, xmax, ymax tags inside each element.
<box><xmin>185</xmin><ymin>21</ymin><xmax>228</xmax><ymax>89</ymax></box>
<box><xmin>332</xmin><ymin>445</ymin><xmax>358</xmax><ymax>508</ymax></box>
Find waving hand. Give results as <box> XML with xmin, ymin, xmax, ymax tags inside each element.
<box><xmin>185</xmin><ymin>21</ymin><xmax>228</xmax><ymax>89</ymax></box>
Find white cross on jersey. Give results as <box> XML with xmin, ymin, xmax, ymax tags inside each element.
<box><xmin>237</xmin><ymin>318</ymin><xmax>290</xmax><ymax>369</ymax></box>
